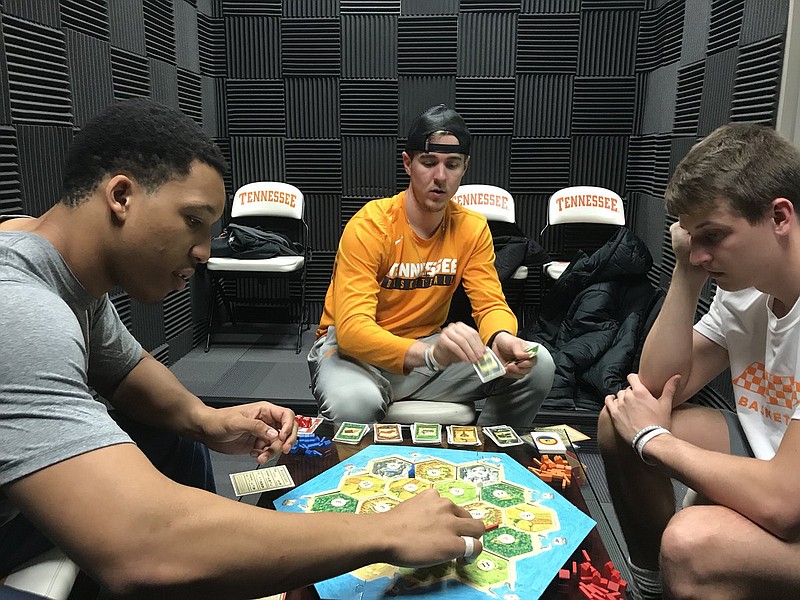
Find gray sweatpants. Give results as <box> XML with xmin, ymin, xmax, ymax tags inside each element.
<box><xmin>307</xmin><ymin>326</ymin><xmax>555</xmax><ymax>427</ymax></box>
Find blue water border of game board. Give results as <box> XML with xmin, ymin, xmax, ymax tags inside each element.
<box><xmin>276</xmin><ymin>445</ymin><xmax>595</xmax><ymax>600</ymax></box>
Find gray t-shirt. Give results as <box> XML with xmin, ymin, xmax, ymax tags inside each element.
<box><xmin>0</xmin><ymin>231</ymin><xmax>142</xmax><ymax>520</ymax></box>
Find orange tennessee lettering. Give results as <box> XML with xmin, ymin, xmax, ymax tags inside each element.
<box><xmin>556</xmin><ymin>195</ymin><xmax>618</xmax><ymax>212</ymax></box>
<box><xmin>237</xmin><ymin>189</ymin><xmax>296</xmax><ymax>208</ymax></box>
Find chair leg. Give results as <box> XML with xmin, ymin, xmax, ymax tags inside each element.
<box><xmin>296</xmin><ymin>267</ymin><xmax>308</xmax><ymax>354</ymax></box>
<box><xmin>204</xmin><ymin>276</ymin><xmax>217</xmax><ymax>353</ymax></box>
<box><xmin>295</xmin><ymin>299</ymin><xmax>308</xmax><ymax>354</ymax></box>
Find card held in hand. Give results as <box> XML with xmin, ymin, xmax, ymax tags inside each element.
<box><xmin>229</xmin><ymin>465</ymin><xmax>295</xmax><ymax>497</ymax></box>
<box><xmin>333</xmin><ymin>422</ymin><xmax>369</xmax><ymax>444</ymax></box>
<box><xmin>514</xmin><ymin>342</ymin><xmax>540</xmax><ymax>364</ymax></box>
<box><xmin>474</xmin><ymin>347</ymin><xmax>506</xmax><ymax>383</ymax></box>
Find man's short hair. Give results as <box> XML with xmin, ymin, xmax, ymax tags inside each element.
<box><xmin>665</xmin><ymin>123</ymin><xmax>800</xmax><ymax>223</ymax></box>
<box><xmin>61</xmin><ymin>98</ymin><xmax>228</xmax><ymax>206</ymax></box>
<box><xmin>405</xmin><ymin>104</ymin><xmax>471</xmax><ymax>156</ymax></box>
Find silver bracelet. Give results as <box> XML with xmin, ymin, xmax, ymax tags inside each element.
<box><xmin>630</xmin><ymin>424</ymin><xmax>663</xmax><ymax>450</ymax></box>
<box><xmin>635</xmin><ymin>427</ymin><xmax>671</xmax><ymax>466</ymax></box>
<box><xmin>424</xmin><ymin>345</ymin><xmax>444</xmax><ymax>372</ymax></box>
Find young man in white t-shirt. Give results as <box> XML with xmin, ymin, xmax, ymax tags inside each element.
<box><xmin>599</xmin><ymin>123</ymin><xmax>800</xmax><ymax>599</ymax></box>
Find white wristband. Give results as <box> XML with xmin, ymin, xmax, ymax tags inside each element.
<box><xmin>424</xmin><ymin>345</ymin><xmax>444</xmax><ymax>372</ymax></box>
<box><xmin>635</xmin><ymin>427</ymin><xmax>671</xmax><ymax>466</ymax></box>
<box><xmin>630</xmin><ymin>424</ymin><xmax>663</xmax><ymax>450</ymax></box>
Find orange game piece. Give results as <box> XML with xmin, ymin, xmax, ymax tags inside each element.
<box><xmin>529</xmin><ymin>454</ymin><xmax>573</xmax><ymax>489</ymax></box>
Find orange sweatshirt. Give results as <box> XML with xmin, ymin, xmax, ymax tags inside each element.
<box><xmin>318</xmin><ymin>190</ymin><xmax>517</xmax><ymax>373</ymax></box>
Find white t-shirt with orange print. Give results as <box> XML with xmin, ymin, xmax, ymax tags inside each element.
<box><xmin>695</xmin><ymin>287</ymin><xmax>800</xmax><ymax>459</ymax></box>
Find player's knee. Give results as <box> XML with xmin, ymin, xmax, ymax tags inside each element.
<box><xmin>597</xmin><ymin>407</ymin><xmax>620</xmax><ymax>461</ymax></box>
<box><xmin>534</xmin><ymin>345</ymin><xmax>555</xmax><ymax>383</ymax></box>
<box><xmin>661</xmin><ymin>509</ymin><xmax>722</xmax><ymax>596</ymax></box>
<box><xmin>526</xmin><ymin>345</ymin><xmax>555</xmax><ymax>393</ymax></box>
<box><xmin>317</xmin><ymin>380</ymin><xmax>386</xmax><ymax>423</ymax></box>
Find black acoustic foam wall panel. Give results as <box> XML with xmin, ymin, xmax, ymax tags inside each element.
<box><xmin>0</xmin><ymin>0</ymin><xmax>216</xmax><ymax>366</ymax></box>
<box><xmin>1</xmin><ymin>0</ymin><xmax>791</xmax><ymax>374</ymax></box>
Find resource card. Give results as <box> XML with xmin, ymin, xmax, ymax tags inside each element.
<box><xmin>517</xmin><ymin>342</ymin><xmax>540</xmax><ymax>363</ymax></box>
<box><xmin>296</xmin><ymin>415</ymin><xmax>324</xmax><ymax>434</ymax></box>
<box><xmin>446</xmin><ymin>425</ymin><xmax>481</xmax><ymax>446</ymax></box>
<box><xmin>483</xmin><ymin>425</ymin><xmax>525</xmax><ymax>447</ymax></box>
<box><xmin>534</xmin><ymin>424</ymin><xmax>590</xmax><ymax>444</ymax></box>
<box><xmin>411</xmin><ymin>422</ymin><xmax>442</xmax><ymax>445</ymax></box>
<box><xmin>332</xmin><ymin>422</ymin><xmax>369</xmax><ymax>444</ymax></box>
<box><xmin>373</xmin><ymin>423</ymin><xmax>403</xmax><ymax>443</ymax></box>
<box><xmin>229</xmin><ymin>465</ymin><xmax>295</xmax><ymax>497</ymax></box>
<box><xmin>474</xmin><ymin>347</ymin><xmax>506</xmax><ymax>383</ymax></box>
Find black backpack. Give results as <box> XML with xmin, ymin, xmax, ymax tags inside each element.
<box><xmin>210</xmin><ymin>223</ymin><xmax>302</xmax><ymax>259</ymax></box>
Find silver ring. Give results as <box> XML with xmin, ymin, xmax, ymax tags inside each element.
<box><xmin>461</xmin><ymin>535</ymin><xmax>477</xmax><ymax>563</ymax></box>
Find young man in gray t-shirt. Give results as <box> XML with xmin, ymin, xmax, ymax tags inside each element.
<box><xmin>0</xmin><ymin>99</ymin><xmax>486</xmax><ymax>597</ymax></box>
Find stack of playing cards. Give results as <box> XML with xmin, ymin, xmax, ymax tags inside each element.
<box><xmin>373</xmin><ymin>423</ymin><xmax>403</xmax><ymax>443</ymax></box>
<box><xmin>473</xmin><ymin>347</ymin><xmax>506</xmax><ymax>383</ymax></box>
<box><xmin>229</xmin><ymin>465</ymin><xmax>295</xmax><ymax>497</ymax></box>
<box><xmin>482</xmin><ymin>425</ymin><xmax>525</xmax><ymax>447</ymax></box>
<box><xmin>295</xmin><ymin>415</ymin><xmax>324</xmax><ymax>434</ymax></box>
<box><xmin>332</xmin><ymin>422</ymin><xmax>369</xmax><ymax>444</ymax></box>
<box><xmin>528</xmin><ymin>431</ymin><xmax>568</xmax><ymax>454</ymax></box>
<box><xmin>446</xmin><ymin>425</ymin><xmax>481</xmax><ymax>446</ymax></box>
<box><xmin>411</xmin><ymin>422</ymin><xmax>442</xmax><ymax>445</ymax></box>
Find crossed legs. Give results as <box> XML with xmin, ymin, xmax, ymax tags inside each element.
<box><xmin>309</xmin><ymin>328</ymin><xmax>555</xmax><ymax>427</ymax></box>
<box><xmin>598</xmin><ymin>404</ymin><xmax>800</xmax><ymax>599</ymax></box>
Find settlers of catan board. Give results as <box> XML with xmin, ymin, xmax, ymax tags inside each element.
<box><xmin>275</xmin><ymin>445</ymin><xmax>595</xmax><ymax>600</ymax></box>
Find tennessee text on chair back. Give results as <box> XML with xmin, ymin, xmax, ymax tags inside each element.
<box><xmin>452</xmin><ymin>184</ymin><xmax>516</xmax><ymax>224</ymax></box>
<box><xmin>542</xmin><ymin>186</ymin><xmax>625</xmax><ymax>281</ymax></box>
<box><xmin>231</xmin><ymin>181</ymin><xmax>304</xmax><ymax>221</ymax></box>
<box><xmin>546</xmin><ymin>185</ymin><xmax>624</xmax><ymax>228</ymax></box>
<box><xmin>205</xmin><ymin>181</ymin><xmax>310</xmax><ymax>353</ymax></box>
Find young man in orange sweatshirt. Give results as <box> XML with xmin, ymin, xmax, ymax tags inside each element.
<box><xmin>309</xmin><ymin>105</ymin><xmax>555</xmax><ymax>426</ymax></box>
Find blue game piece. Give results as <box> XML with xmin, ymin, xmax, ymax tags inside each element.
<box><xmin>289</xmin><ymin>434</ymin><xmax>331</xmax><ymax>457</ymax></box>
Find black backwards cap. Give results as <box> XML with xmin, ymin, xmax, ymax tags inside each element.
<box><xmin>405</xmin><ymin>104</ymin><xmax>471</xmax><ymax>156</ymax></box>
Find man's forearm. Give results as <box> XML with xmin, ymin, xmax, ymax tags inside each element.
<box><xmin>10</xmin><ymin>446</ymin><xmax>397</xmax><ymax>599</ymax></box>
<box><xmin>109</xmin><ymin>352</ymin><xmax>208</xmax><ymax>438</ymax></box>
<box><xmin>12</xmin><ymin>444</ymin><xmax>481</xmax><ymax>599</ymax></box>
<box><xmin>643</xmin><ymin>433</ymin><xmax>800</xmax><ymax>540</ymax></box>
<box><xmin>639</xmin><ymin>266</ymin><xmax>705</xmax><ymax>396</ymax></box>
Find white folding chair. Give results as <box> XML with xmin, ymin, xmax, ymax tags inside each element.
<box><xmin>452</xmin><ymin>184</ymin><xmax>528</xmax><ymax>281</ymax></box>
<box><xmin>540</xmin><ymin>185</ymin><xmax>625</xmax><ymax>280</ymax></box>
<box><xmin>1</xmin><ymin>548</ymin><xmax>79</xmax><ymax>600</ymax></box>
<box><xmin>205</xmin><ymin>182</ymin><xmax>309</xmax><ymax>353</ymax></box>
